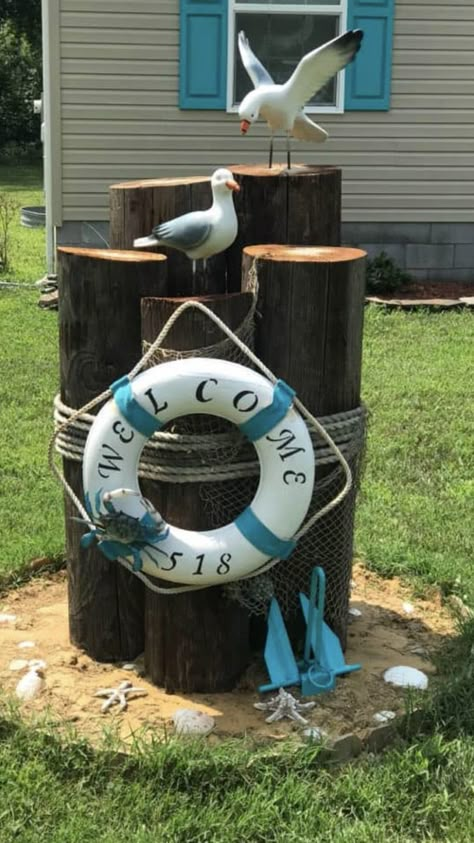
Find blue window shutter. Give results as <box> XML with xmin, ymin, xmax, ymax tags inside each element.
<box><xmin>179</xmin><ymin>0</ymin><xmax>228</xmax><ymax>109</ymax></box>
<box><xmin>345</xmin><ymin>0</ymin><xmax>394</xmax><ymax>110</ymax></box>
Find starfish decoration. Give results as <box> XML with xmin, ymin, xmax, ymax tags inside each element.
<box><xmin>94</xmin><ymin>680</ymin><xmax>147</xmax><ymax>713</ymax></box>
<box><xmin>254</xmin><ymin>687</ymin><xmax>316</xmax><ymax>725</ymax></box>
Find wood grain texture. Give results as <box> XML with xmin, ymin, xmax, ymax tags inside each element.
<box><xmin>109</xmin><ymin>178</ymin><xmax>227</xmax><ymax>296</ymax></box>
<box><xmin>241</xmin><ymin>245</ymin><xmax>367</xmax><ymax>648</ymax></box>
<box><xmin>58</xmin><ymin>246</ymin><xmax>168</xmax><ymax>661</ymax></box>
<box><xmin>109</xmin><ymin>165</ymin><xmax>341</xmax><ymax>296</ymax></box>
<box><xmin>141</xmin><ymin>294</ymin><xmax>253</xmax><ymax>692</ymax></box>
<box><xmin>227</xmin><ymin>165</ymin><xmax>342</xmax><ymax>291</ymax></box>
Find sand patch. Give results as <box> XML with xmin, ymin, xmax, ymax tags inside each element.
<box><xmin>0</xmin><ymin>563</ymin><xmax>454</xmax><ymax>744</ymax></box>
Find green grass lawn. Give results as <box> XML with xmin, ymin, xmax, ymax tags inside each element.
<box><xmin>357</xmin><ymin>307</ymin><xmax>474</xmax><ymax>602</ymax></box>
<box><xmin>1</xmin><ymin>160</ymin><xmax>474</xmax><ymax>841</ymax></box>
<box><xmin>0</xmin><ymin>158</ymin><xmax>46</xmax><ymax>282</ymax></box>
<box><xmin>1</xmin><ymin>708</ymin><xmax>474</xmax><ymax>843</ymax></box>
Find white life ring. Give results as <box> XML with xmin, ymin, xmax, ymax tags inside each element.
<box><xmin>82</xmin><ymin>358</ymin><xmax>314</xmax><ymax>586</ymax></box>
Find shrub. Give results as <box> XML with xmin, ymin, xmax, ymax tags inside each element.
<box><xmin>0</xmin><ymin>21</ymin><xmax>42</xmax><ymax>152</ymax></box>
<box><xmin>366</xmin><ymin>251</ymin><xmax>412</xmax><ymax>295</ymax></box>
<box><xmin>0</xmin><ymin>192</ymin><xmax>18</xmax><ymax>270</ymax></box>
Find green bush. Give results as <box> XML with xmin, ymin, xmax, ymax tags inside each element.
<box><xmin>366</xmin><ymin>251</ymin><xmax>412</xmax><ymax>295</ymax></box>
<box><xmin>0</xmin><ymin>21</ymin><xmax>42</xmax><ymax>152</ymax></box>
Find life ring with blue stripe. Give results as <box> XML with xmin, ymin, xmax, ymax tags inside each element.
<box><xmin>81</xmin><ymin>358</ymin><xmax>314</xmax><ymax>586</ymax></box>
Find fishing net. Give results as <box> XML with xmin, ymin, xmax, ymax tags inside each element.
<box><xmin>140</xmin><ymin>294</ymin><xmax>366</xmax><ymax>642</ymax></box>
<box><xmin>54</xmin><ymin>282</ymin><xmax>366</xmax><ymax>644</ymax></box>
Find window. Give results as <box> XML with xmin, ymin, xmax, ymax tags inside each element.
<box><xmin>228</xmin><ymin>1</ymin><xmax>347</xmax><ymax>113</ymax></box>
<box><xmin>179</xmin><ymin>0</ymin><xmax>394</xmax><ymax>113</ymax></box>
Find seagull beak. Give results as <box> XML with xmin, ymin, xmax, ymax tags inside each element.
<box><xmin>240</xmin><ymin>120</ymin><xmax>250</xmax><ymax>135</ymax></box>
<box><xmin>226</xmin><ymin>179</ymin><xmax>240</xmax><ymax>192</ymax></box>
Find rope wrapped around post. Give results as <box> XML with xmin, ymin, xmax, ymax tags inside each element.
<box><xmin>49</xmin><ymin>291</ymin><xmax>357</xmax><ymax>598</ymax></box>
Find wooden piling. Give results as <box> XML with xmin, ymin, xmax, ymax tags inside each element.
<box><xmin>241</xmin><ymin>245</ymin><xmax>367</xmax><ymax>647</ymax></box>
<box><xmin>140</xmin><ymin>293</ymin><xmax>254</xmax><ymax>692</ymax></box>
<box><xmin>109</xmin><ymin>165</ymin><xmax>341</xmax><ymax>295</ymax></box>
<box><xmin>58</xmin><ymin>247</ymin><xmax>168</xmax><ymax>661</ymax></box>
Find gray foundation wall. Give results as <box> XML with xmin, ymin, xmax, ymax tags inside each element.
<box><xmin>56</xmin><ymin>221</ymin><xmax>474</xmax><ymax>283</ymax></box>
<box><xmin>342</xmin><ymin>222</ymin><xmax>474</xmax><ymax>283</ymax></box>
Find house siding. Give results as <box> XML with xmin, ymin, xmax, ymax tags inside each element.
<box><xmin>57</xmin><ymin>0</ymin><xmax>474</xmax><ymax>233</ymax></box>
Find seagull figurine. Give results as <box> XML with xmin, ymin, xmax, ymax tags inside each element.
<box><xmin>238</xmin><ymin>29</ymin><xmax>364</xmax><ymax>169</ymax></box>
<box><xmin>133</xmin><ymin>167</ymin><xmax>240</xmax><ymax>274</ymax></box>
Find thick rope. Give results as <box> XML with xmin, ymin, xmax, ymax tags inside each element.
<box><xmin>53</xmin><ymin>394</ymin><xmax>365</xmax><ymax>480</ymax></box>
<box><xmin>49</xmin><ymin>278</ymin><xmax>356</xmax><ymax>596</ymax></box>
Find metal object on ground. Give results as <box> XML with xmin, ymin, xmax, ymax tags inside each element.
<box><xmin>259</xmin><ymin>566</ymin><xmax>361</xmax><ymax>696</ymax></box>
<box><xmin>20</xmin><ymin>206</ymin><xmax>46</xmax><ymax>228</ymax></box>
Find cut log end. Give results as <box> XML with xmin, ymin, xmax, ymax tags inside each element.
<box><xmin>243</xmin><ymin>245</ymin><xmax>367</xmax><ymax>263</ymax></box>
<box><xmin>57</xmin><ymin>247</ymin><xmax>167</xmax><ymax>263</ymax></box>
<box><xmin>230</xmin><ymin>163</ymin><xmax>340</xmax><ymax>178</ymax></box>
<box><xmin>147</xmin><ymin>292</ymin><xmax>254</xmax><ymax>305</ymax></box>
<box><xmin>110</xmin><ymin>175</ymin><xmax>209</xmax><ymax>190</ymax></box>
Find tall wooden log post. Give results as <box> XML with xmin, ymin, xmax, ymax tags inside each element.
<box><xmin>109</xmin><ymin>165</ymin><xmax>341</xmax><ymax>296</ymax></box>
<box><xmin>109</xmin><ymin>176</ymin><xmax>227</xmax><ymax>297</ymax></box>
<box><xmin>58</xmin><ymin>247</ymin><xmax>168</xmax><ymax>661</ymax></box>
<box><xmin>242</xmin><ymin>246</ymin><xmax>367</xmax><ymax>648</ymax></box>
<box><xmin>140</xmin><ymin>293</ymin><xmax>254</xmax><ymax>692</ymax></box>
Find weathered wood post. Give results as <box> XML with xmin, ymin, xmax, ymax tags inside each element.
<box><xmin>58</xmin><ymin>247</ymin><xmax>168</xmax><ymax>661</ymax></box>
<box><xmin>242</xmin><ymin>245</ymin><xmax>367</xmax><ymax>647</ymax></box>
<box><xmin>140</xmin><ymin>293</ymin><xmax>255</xmax><ymax>692</ymax></box>
<box><xmin>102</xmin><ymin>166</ymin><xmax>352</xmax><ymax>678</ymax></box>
<box><xmin>227</xmin><ymin>164</ymin><xmax>341</xmax><ymax>290</ymax></box>
<box><xmin>109</xmin><ymin>165</ymin><xmax>341</xmax><ymax>295</ymax></box>
<box><xmin>109</xmin><ymin>176</ymin><xmax>227</xmax><ymax>296</ymax></box>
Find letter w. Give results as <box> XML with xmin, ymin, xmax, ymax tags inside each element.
<box><xmin>266</xmin><ymin>428</ymin><xmax>305</xmax><ymax>462</ymax></box>
<box><xmin>98</xmin><ymin>443</ymin><xmax>123</xmax><ymax>479</ymax></box>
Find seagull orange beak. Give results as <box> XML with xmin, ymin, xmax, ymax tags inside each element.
<box><xmin>226</xmin><ymin>179</ymin><xmax>240</xmax><ymax>192</ymax></box>
<box><xmin>240</xmin><ymin>120</ymin><xmax>251</xmax><ymax>135</ymax></box>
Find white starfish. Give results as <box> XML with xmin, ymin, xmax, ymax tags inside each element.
<box><xmin>95</xmin><ymin>680</ymin><xmax>147</xmax><ymax>713</ymax></box>
<box><xmin>254</xmin><ymin>687</ymin><xmax>316</xmax><ymax>725</ymax></box>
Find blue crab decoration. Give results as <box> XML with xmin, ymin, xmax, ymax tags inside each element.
<box><xmin>78</xmin><ymin>488</ymin><xmax>169</xmax><ymax>572</ymax></box>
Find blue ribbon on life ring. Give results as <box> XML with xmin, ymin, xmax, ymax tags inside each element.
<box><xmin>239</xmin><ymin>380</ymin><xmax>295</xmax><ymax>442</ymax></box>
<box><xmin>111</xmin><ymin>376</ymin><xmax>163</xmax><ymax>437</ymax></box>
<box><xmin>235</xmin><ymin>507</ymin><xmax>296</xmax><ymax>559</ymax></box>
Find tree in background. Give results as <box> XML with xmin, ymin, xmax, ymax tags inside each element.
<box><xmin>0</xmin><ymin>0</ymin><xmax>42</xmax><ymax>153</ymax></box>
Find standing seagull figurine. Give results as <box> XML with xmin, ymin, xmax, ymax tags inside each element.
<box><xmin>238</xmin><ymin>29</ymin><xmax>364</xmax><ymax>169</ymax></box>
<box><xmin>133</xmin><ymin>168</ymin><xmax>240</xmax><ymax>275</ymax></box>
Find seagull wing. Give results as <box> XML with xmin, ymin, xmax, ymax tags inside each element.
<box><xmin>238</xmin><ymin>30</ymin><xmax>274</xmax><ymax>89</ymax></box>
<box><xmin>284</xmin><ymin>29</ymin><xmax>363</xmax><ymax>109</ymax></box>
<box><xmin>292</xmin><ymin>112</ymin><xmax>329</xmax><ymax>143</ymax></box>
<box><xmin>153</xmin><ymin>211</ymin><xmax>211</xmax><ymax>253</ymax></box>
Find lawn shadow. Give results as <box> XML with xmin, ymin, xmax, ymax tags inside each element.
<box><xmin>0</xmin><ymin>159</ymin><xmax>44</xmax><ymax>192</ymax></box>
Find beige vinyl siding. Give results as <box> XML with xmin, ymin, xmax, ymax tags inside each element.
<box><xmin>58</xmin><ymin>0</ymin><xmax>474</xmax><ymax>223</ymax></box>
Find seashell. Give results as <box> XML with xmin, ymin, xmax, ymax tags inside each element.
<box><xmin>0</xmin><ymin>613</ymin><xmax>17</xmax><ymax>625</ymax></box>
<box><xmin>18</xmin><ymin>641</ymin><xmax>36</xmax><ymax>649</ymax></box>
<box><xmin>348</xmin><ymin>607</ymin><xmax>362</xmax><ymax>618</ymax></box>
<box><xmin>302</xmin><ymin>726</ymin><xmax>327</xmax><ymax>742</ymax></box>
<box><xmin>15</xmin><ymin>669</ymin><xmax>45</xmax><ymax>701</ymax></box>
<box><xmin>383</xmin><ymin>666</ymin><xmax>428</xmax><ymax>690</ymax></box>
<box><xmin>28</xmin><ymin>659</ymin><xmax>47</xmax><ymax>670</ymax></box>
<box><xmin>172</xmin><ymin>708</ymin><xmax>215</xmax><ymax>736</ymax></box>
<box><xmin>402</xmin><ymin>601</ymin><xmax>414</xmax><ymax>615</ymax></box>
<box><xmin>373</xmin><ymin>710</ymin><xmax>397</xmax><ymax>724</ymax></box>
<box><xmin>9</xmin><ymin>659</ymin><xmax>29</xmax><ymax>672</ymax></box>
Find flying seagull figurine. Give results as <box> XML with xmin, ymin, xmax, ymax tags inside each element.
<box><xmin>133</xmin><ymin>167</ymin><xmax>240</xmax><ymax>273</ymax></box>
<box><xmin>238</xmin><ymin>29</ymin><xmax>364</xmax><ymax>169</ymax></box>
